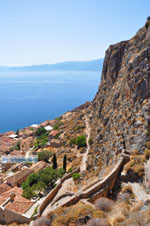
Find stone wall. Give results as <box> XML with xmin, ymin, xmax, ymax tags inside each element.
<box><xmin>44</xmin><ymin>154</ymin><xmax>129</xmax><ymax>216</ymax></box>
<box><xmin>4</xmin><ymin>208</ymin><xmax>30</xmax><ymax>224</ymax></box>
<box><xmin>0</xmin><ymin>206</ymin><xmax>30</xmax><ymax>224</ymax></box>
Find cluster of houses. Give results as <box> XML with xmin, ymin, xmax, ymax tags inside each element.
<box><xmin>0</xmin><ymin>119</ymin><xmax>62</xmax><ymax>223</ymax></box>
<box><xmin>0</xmin><ymin>160</ymin><xmax>47</xmax><ymax>224</ymax></box>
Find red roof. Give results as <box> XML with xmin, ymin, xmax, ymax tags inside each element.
<box><xmin>49</xmin><ymin>130</ymin><xmax>59</xmax><ymax>137</ymax></box>
<box><xmin>0</xmin><ymin>186</ymin><xmax>34</xmax><ymax>214</ymax></box>
<box><xmin>6</xmin><ymin>196</ymin><xmax>33</xmax><ymax>214</ymax></box>
<box><xmin>0</xmin><ymin>183</ymin><xmax>11</xmax><ymax>195</ymax></box>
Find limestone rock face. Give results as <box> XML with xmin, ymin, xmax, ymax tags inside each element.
<box><xmin>89</xmin><ymin>19</ymin><xmax>150</xmax><ymax>171</ymax></box>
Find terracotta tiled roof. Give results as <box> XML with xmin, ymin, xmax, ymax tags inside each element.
<box><xmin>11</xmin><ymin>150</ymin><xmax>24</xmax><ymax>155</ymax></box>
<box><xmin>0</xmin><ymin>187</ymin><xmax>22</xmax><ymax>200</ymax></box>
<box><xmin>6</xmin><ymin>196</ymin><xmax>34</xmax><ymax>214</ymax></box>
<box><xmin>31</xmin><ymin>161</ymin><xmax>46</xmax><ymax>173</ymax></box>
<box><xmin>6</xmin><ymin>168</ymin><xmax>33</xmax><ymax>187</ymax></box>
<box><xmin>0</xmin><ymin>183</ymin><xmax>11</xmax><ymax>195</ymax></box>
<box><xmin>49</xmin><ymin>130</ymin><xmax>59</xmax><ymax>137</ymax></box>
<box><xmin>0</xmin><ymin>186</ymin><xmax>34</xmax><ymax>214</ymax></box>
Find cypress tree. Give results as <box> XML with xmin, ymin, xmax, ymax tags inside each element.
<box><xmin>63</xmin><ymin>154</ymin><xmax>67</xmax><ymax>172</ymax></box>
<box><xmin>52</xmin><ymin>153</ymin><xmax>57</xmax><ymax>169</ymax></box>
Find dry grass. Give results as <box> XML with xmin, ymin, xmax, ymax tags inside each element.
<box><xmin>121</xmin><ymin>185</ymin><xmax>135</xmax><ymax>199</ymax></box>
<box><xmin>50</xmin><ymin>201</ymin><xmax>105</xmax><ymax>226</ymax></box>
<box><xmin>32</xmin><ymin>216</ymin><xmax>51</xmax><ymax>226</ymax></box>
<box><xmin>124</xmin><ymin>154</ymin><xmax>144</xmax><ymax>177</ymax></box>
<box><xmin>87</xmin><ymin>218</ymin><xmax>110</xmax><ymax>226</ymax></box>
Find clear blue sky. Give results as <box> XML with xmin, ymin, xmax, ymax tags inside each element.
<box><xmin>0</xmin><ymin>0</ymin><xmax>149</xmax><ymax>66</ymax></box>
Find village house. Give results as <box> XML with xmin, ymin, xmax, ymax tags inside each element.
<box><xmin>40</xmin><ymin>119</ymin><xmax>55</xmax><ymax>127</ymax></box>
<box><xmin>0</xmin><ymin>183</ymin><xmax>11</xmax><ymax>195</ymax></box>
<box><xmin>0</xmin><ymin>186</ymin><xmax>34</xmax><ymax>224</ymax></box>
<box><xmin>49</xmin><ymin>139</ymin><xmax>61</xmax><ymax>148</ymax></box>
<box><xmin>31</xmin><ymin>161</ymin><xmax>46</xmax><ymax>173</ymax></box>
<box><xmin>48</xmin><ymin>130</ymin><xmax>59</xmax><ymax>140</ymax></box>
<box><xmin>5</xmin><ymin>168</ymin><xmax>33</xmax><ymax>187</ymax></box>
<box><xmin>5</xmin><ymin>161</ymin><xmax>47</xmax><ymax>187</ymax></box>
<box><xmin>20</xmin><ymin>137</ymin><xmax>34</xmax><ymax>152</ymax></box>
<box><xmin>0</xmin><ymin>133</ymin><xmax>18</xmax><ymax>154</ymax></box>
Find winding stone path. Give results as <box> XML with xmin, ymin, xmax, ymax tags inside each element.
<box><xmin>80</xmin><ymin>115</ymin><xmax>90</xmax><ymax>171</ymax></box>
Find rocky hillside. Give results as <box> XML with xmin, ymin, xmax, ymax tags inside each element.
<box><xmin>88</xmin><ymin>17</ymin><xmax>150</xmax><ymax>176</ymax></box>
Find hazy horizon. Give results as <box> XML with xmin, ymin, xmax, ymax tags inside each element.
<box><xmin>0</xmin><ymin>58</ymin><xmax>103</xmax><ymax>67</ymax></box>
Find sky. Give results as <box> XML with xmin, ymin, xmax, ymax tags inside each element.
<box><xmin>0</xmin><ymin>0</ymin><xmax>150</xmax><ymax>66</ymax></box>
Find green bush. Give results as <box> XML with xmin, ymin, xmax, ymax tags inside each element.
<box><xmin>9</xmin><ymin>141</ymin><xmax>20</xmax><ymax>152</ymax></box>
<box><xmin>55</xmin><ymin>132</ymin><xmax>61</xmax><ymax>139</ymax></box>
<box><xmin>68</xmin><ymin>168</ymin><xmax>72</xmax><ymax>173</ymax></box>
<box><xmin>69</xmin><ymin>138</ymin><xmax>76</xmax><ymax>147</ymax></box>
<box><xmin>76</xmin><ymin>135</ymin><xmax>87</xmax><ymax>148</ymax></box>
<box><xmin>72</xmin><ymin>172</ymin><xmax>80</xmax><ymax>181</ymax></box>
<box><xmin>34</xmin><ymin>134</ymin><xmax>48</xmax><ymax>149</ymax></box>
<box><xmin>38</xmin><ymin>150</ymin><xmax>52</xmax><ymax>163</ymax></box>
<box><xmin>53</xmin><ymin>121</ymin><xmax>63</xmax><ymax>130</ymax></box>
<box><xmin>22</xmin><ymin>167</ymin><xmax>65</xmax><ymax>199</ymax></box>
<box><xmin>88</xmin><ymin>137</ymin><xmax>93</xmax><ymax>145</ymax></box>
<box><xmin>35</xmin><ymin>127</ymin><xmax>47</xmax><ymax>137</ymax></box>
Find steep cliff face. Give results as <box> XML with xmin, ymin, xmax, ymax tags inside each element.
<box><xmin>88</xmin><ymin>19</ymin><xmax>150</xmax><ymax>173</ymax></box>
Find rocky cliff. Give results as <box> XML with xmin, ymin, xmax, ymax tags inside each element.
<box><xmin>88</xmin><ymin>18</ymin><xmax>150</xmax><ymax>174</ymax></box>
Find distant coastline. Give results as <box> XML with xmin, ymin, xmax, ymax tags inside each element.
<box><xmin>0</xmin><ymin>59</ymin><xmax>104</xmax><ymax>72</ymax></box>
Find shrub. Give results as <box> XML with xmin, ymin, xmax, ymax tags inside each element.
<box><xmin>31</xmin><ymin>204</ymin><xmax>39</xmax><ymax>217</ymax></box>
<box><xmin>55</xmin><ymin>116</ymin><xmax>61</xmax><ymax>121</ymax></box>
<box><xmin>55</xmin><ymin>132</ymin><xmax>61</xmax><ymax>139</ymax></box>
<box><xmin>35</xmin><ymin>127</ymin><xmax>47</xmax><ymax>137</ymax></box>
<box><xmin>119</xmin><ymin>193</ymin><xmax>130</xmax><ymax>202</ymax></box>
<box><xmin>95</xmin><ymin>198</ymin><xmax>112</xmax><ymax>212</ymax></box>
<box><xmin>72</xmin><ymin>172</ymin><xmax>80</xmax><ymax>181</ymax></box>
<box><xmin>68</xmin><ymin>168</ymin><xmax>72</xmax><ymax>173</ymax></box>
<box><xmin>38</xmin><ymin>150</ymin><xmax>52</xmax><ymax>163</ymax></box>
<box><xmin>53</xmin><ymin>123</ymin><xmax>59</xmax><ymax>130</ymax></box>
<box><xmin>69</xmin><ymin>137</ymin><xmax>76</xmax><ymax>147</ymax></box>
<box><xmin>76</xmin><ymin>135</ymin><xmax>87</xmax><ymax>148</ymax></box>
<box><xmin>87</xmin><ymin>218</ymin><xmax>110</xmax><ymax>226</ymax></box>
<box><xmin>34</xmin><ymin>134</ymin><xmax>48</xmax><ymax>148</ymax></box>
<box><xmin>122</xmin><ymin>185</ymin><xmax>133</xmax><ymax>196</ymax></box>
<box><xmin>9</xmin><ymin>141</ymin><xmax>20</xmax><ymax>151</ymax></box>
<box><xmin>89</xmin><ymin>137</ymin><xmax>93</xmax><ymax>145</ymax></box>
<box><xmin>124</xmin><ymin>154</ymin><xmax>144</xmax><ymax>177</ymax></box>
<box><xmin>144</xmin><ymin>148</ymin><xmax>150</xmax><ymax>160</ymax></box>
<box><xmin>32</xmin><ymin>216</ymin><xmax>51</xmax><ymax>226</ymax></box>
<box><xmin>53</xmin><ymin>121</ymin><xmax>63</xmax><ymax>130</ymax></box>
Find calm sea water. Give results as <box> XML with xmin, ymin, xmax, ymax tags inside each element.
<box><xmin>0</xmin><ymin>71</ymin><xmax>100</xmax><ymax>133</ymax></box>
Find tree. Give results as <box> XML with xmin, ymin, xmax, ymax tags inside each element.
<box><xmin>52</xmin><ymin>153</ymin><xmax>57</xmax><ymax>169</ymax></box>
<box><xmin>16</xmin><ymin>129</ymin><xmax>19</xmax><ymax>135</ymax></box>
<box><xmin>38</xmin><ymin>150</ymin><xmax>52</xmax><ymax>163</ymax></box>
<box><xmin>63</xmin><ymin>154</ymin><xmax>67</xmax><ymax>172</ymax></box>
<box><xmin>35</xmin><ymin>127</ymin><xmax>47</xmax><ymax>137</ymax></box>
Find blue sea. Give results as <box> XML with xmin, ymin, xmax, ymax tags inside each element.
<box><xmin>0</xmin><ymin>71</ymin><xmax>100</xmax><ymax>133</ymax></box>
